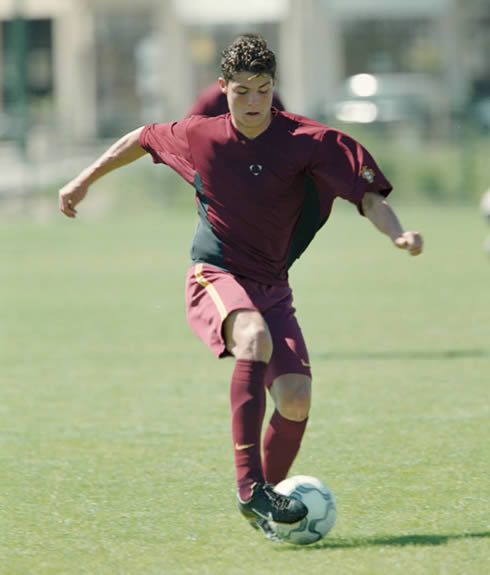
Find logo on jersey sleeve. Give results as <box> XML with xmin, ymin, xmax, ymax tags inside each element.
<box><xmin>360</xmin><ymin>165</ymin><xmax>375</xmax><ymax>183</ymax></box>
<box><xmin>249</xmin><ymin>164</ymin><xmax>263</xmax><ymax>176</ymax></box>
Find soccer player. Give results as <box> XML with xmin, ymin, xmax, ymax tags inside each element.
<box><xmin>58</xmin><ymin>34</ymin><xmax>423</xmax><ymax>541</ymax></box>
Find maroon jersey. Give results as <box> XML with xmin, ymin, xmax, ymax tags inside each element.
<box><xmin>187</xmin><ymin>82</ymin><xmax>285</xmax><ymax>117</ymax></box>
<box><xmin>140</xmin><ymin>110</ymin><xmax>392</xmax><ymax>286</ymax></box>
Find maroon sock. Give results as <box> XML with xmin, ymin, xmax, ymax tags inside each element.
<box><xmin>230</xmin><ymin>359</ymin><xmax>267</xmax><ymax>500</ymax></box>
<box><xmin>262</xmin><ymin>409</ymin><xmax>308</xmax><ymax>485</ymax></box>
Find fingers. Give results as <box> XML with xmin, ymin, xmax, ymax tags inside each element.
<box><xmin>395</xmin><ymin>232</ymin><xmax>423</xmax><ymax>256</ymax></box>
<box><xmin>58</xmin><ymin>180</ymin><xmax>89</xmax><ymax>218</ymax></box>
<box><xmin>60</xmin><ymin>198</ymin><xmax>75</xmax><ymax>217</ymax></box>
<box><xmin>59</xmin><ymin>193</ymin><xmax>78</xmax><ymax>218</ymax></box>
<box><xmin>58</xmin><ymin>181</ymin><xmax>83</xmax><ymax>218</ymax></box>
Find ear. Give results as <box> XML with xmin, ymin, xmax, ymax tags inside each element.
<box><xmin>218</xmin><ymin>77</ymin><xmax>227</xmax><ymax>93</ymax></box>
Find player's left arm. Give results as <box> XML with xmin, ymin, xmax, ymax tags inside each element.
<box><xmin>362</xmin><ymin>191</ymin><xmax>423</xmax><ymax>256</ymax></box>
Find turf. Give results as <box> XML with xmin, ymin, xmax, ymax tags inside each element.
<box><xmin>1</xmin><ymin>192</ymin><xmax>489</xmax><ymax>574</ymax></box>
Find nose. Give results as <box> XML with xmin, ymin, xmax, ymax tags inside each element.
<box><xmin>247</xmin><ymin>91</ymin><xmax>258</xmax><ymax>106</ymax></box>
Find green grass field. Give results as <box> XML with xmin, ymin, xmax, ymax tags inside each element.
<box><xmin>1</xmin><ymin>187</ymin><xmax>489</xmax><ymax>574</ymax></box>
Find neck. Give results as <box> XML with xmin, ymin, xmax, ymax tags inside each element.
<box><xmin>231</xmin><ymin>111</ymin><xmax>272</xmax><ymax>140</ymax></box>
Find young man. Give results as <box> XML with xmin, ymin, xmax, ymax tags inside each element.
<box><xmin>59</xmin><ymin>34</ymin><xmax>423</xmax><ymax>541</ymax></box>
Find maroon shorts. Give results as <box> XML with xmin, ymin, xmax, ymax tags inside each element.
<box><xmin>185</xmin><ymin>263</ymin><xmax>311</xmax><ymax>387</ymax></box>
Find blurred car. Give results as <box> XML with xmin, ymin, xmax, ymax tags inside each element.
<box><xmin>472</xmin><ymin>97</ymin><xmax>490</xmax><ymax>131</ymax></box>
<box><xmin>322</xmin><ymin>73</ymin><xmax>441</xmax><ymax>127</ymax></box>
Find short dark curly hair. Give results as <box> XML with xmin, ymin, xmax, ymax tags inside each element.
<box><xmin>221</xmin><ymin>34</ymin><xmax>276</xmax><ymax>83</ymax></box>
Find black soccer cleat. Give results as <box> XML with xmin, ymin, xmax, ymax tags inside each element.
<box><xmin>237</xmin><ymin>482</ymin><xmax>308</xmax><ymax>524</ymax></box>
<box><xmin>248</xmin><ymin>517</ymin><xmax>282</xmax><ymax>543</ymax></box>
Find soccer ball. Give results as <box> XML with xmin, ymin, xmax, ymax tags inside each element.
<box><xmin>270</xmin><ymin>475</ymin><xmax>336</xmax><ymax>545</ymax></box>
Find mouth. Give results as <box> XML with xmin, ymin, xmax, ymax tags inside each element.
<box><xmin>246</xmin><ymin>111</ymin><xmax>260</xmax><ymax>116</ymax></box>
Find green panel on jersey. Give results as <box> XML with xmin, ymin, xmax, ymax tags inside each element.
<box><xmin>190</xmin><ymin>172</ymin><xmax>226</xmax><ymax>270</ymax></box>
<box><xmin>286</xmin><ymin>174</ymin><xmax>327</xmax><ymax>269</ymax></box>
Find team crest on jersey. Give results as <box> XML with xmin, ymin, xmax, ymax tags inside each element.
<box><xmin>361</xmin><ymin>165</ymin><xmax>375</xmax><ymax>183</ymax></box>
<box><xmin>249</xmin><ymin>164</ymin><xmax>263</xmax><ymax>176</ymax></box>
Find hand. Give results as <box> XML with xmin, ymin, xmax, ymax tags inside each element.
<box><xmin>394</xmin><ymin>231</ymin><xmax>423</xmax><ymax>256</ymax></box>
<box><xmin>58</xmin><ymin>180</ymin><xmax>89</xmax><ymax>218</ymax></box>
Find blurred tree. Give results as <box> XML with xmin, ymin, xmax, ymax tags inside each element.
<box><xmin>4</xmin><ymin>3</ymin><xmax>28</xmax><ymax>154</ymax></box>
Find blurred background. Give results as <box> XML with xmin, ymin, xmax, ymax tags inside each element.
<box><xmin>0</xmin><ymin>0</ymin><xmax>489</xmax><ymax>210</ymax></box>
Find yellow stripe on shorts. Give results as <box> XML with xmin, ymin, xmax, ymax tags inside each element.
<box><xmin>194</xmin><ymin>263</ymin><xmax>227</xmax><ymax>320</ymax></box>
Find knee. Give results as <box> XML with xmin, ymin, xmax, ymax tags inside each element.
<box><xmin>239</xmin><ymin>322</ymin><xmax>273</xmax><ymax>362</ymax></box>
<box><xmin>280</xmin><ymin>393</ymin><xmax>311</xmax><ymax>421</ymax></box>
<box><xmin>225</xmin><ymin>311</ymin><xmax>273</xmax><ymax>362</ymax></box>
<box><xmin>271</xmin><ymin>376</ymin><xmax>311</xmax><ymax>421</ymax></box>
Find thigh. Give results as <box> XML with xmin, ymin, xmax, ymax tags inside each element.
<box><xmin>185</xmin><ymin>264</ymin><xmax>258</xmax><ymax>358</ymax></box>
<box><xmin>262</xmin><ymin>292</ymin><xmax>312</xmax><ymax>388</ymax></box>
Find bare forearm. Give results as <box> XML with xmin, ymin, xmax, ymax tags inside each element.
<box><xmin>362</xmin><ymin>192</ymin><xmax>403</xmax><ymax>241</ymax></box>
<box><xmin>59</xmin><ymin>126</ymin><xmax>147</xmax><ymax>218</ymax></box>
<box><xmin>75</xmin><ymin>127</ymin><xmax>147</xmax><ymax>186</ymax></box>
<box><xmin>362</xmin><ymin>191</ymin><xmax>423</xmax><ymax>256</ymax></box>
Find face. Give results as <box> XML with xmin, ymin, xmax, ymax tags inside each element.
<box><xmin>219</xmin><ymin>72</ymin><xmax>275</xmax><ymax>139</ymax></box>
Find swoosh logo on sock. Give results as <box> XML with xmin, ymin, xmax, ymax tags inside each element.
<box><xmin>235</xmin><ymin>442</ymin><xmax>256</xmax><ymax>451</ymax></box>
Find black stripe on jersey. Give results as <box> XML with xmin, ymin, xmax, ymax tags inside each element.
<box><xmin>190</xmin><ymin>172</ymin><xmax>226</xmax><ymax>270</ymax></box>
<box><xmin>286</xmin><ymin>174</ymin><xmax>328</xmax><ymax>269</ymax></box>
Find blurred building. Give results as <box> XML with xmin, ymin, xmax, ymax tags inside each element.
<box><xmin>0</xmin><ymin>0</ymin><xmax>488</xmax><ymax>146</ymax></box>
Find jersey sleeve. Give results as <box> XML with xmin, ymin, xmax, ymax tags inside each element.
<box><xmin>139</xmin><ymin>120</ymin><xmax>195</xmax><ymax>184</ymax></box>
<box><xmin>309</xmin><ymin>129</ymin><xmax>392</xmax><ymax>217</ymax></box>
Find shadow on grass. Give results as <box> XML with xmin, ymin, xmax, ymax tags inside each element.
<box><xmin>315</xmin><ymin>349</ymin><xmax>490</xmax><ymax>361</ymax></box>
<box><xmin>279</xmin><ymin>531</ymin><xmax>490</xmax><ymax>551</ymax></box>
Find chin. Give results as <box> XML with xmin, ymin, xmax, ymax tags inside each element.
<box><xmin>243</xmin><ymin>114</ymin><xmax>264</xmax><ymax>125</ymax></box>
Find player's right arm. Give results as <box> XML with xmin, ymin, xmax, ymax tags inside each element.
<box><xmin>58</xmin><ymin>126</ymin><xmax>147</xmax><ymax>218</ymax></box>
